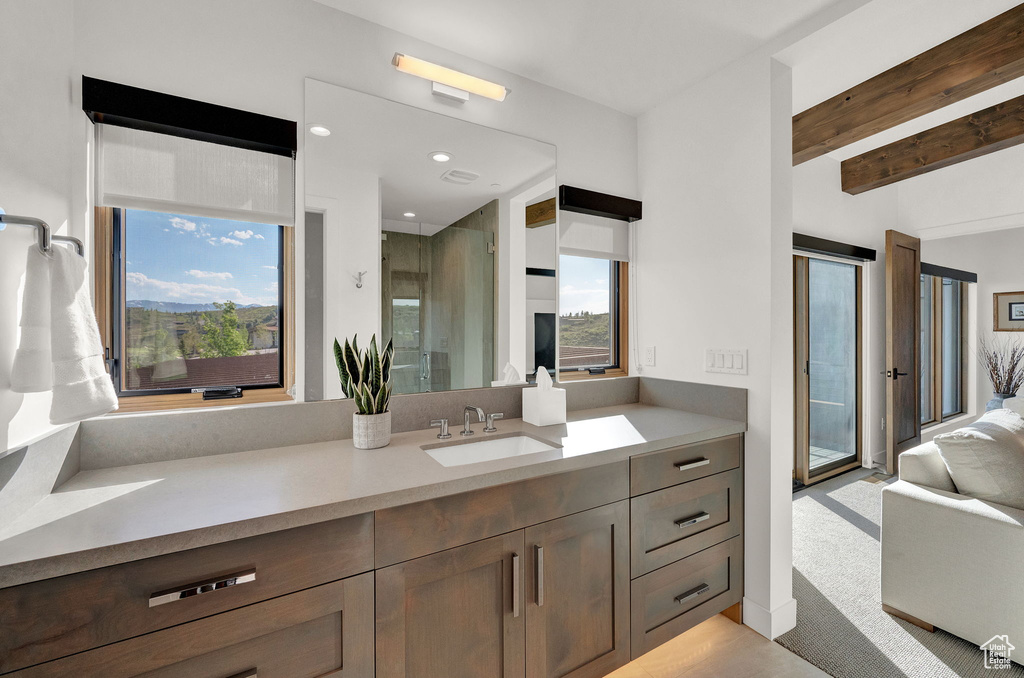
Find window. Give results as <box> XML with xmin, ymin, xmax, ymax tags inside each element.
<box><xmin>557</xmin><ymin>254</ymin><xmax>628</xmax><ymax>376</ymax></box>
<box><xmin>921</xmin><ymin>274</ymin><xmax>967</xmax><ymax>425</ymax></box>
<box><xmin>96</xmin><ymin>207</ymin><xmax>294</xmax><ymax>411</ymax></box>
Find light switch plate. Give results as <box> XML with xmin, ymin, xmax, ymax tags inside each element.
<box><xmin>705</xmin><ymin>348</ymin><xmax>747</xmax><ymax>375</ymax></box>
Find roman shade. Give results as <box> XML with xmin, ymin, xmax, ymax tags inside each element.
<box><xmin>559</xmin><ymin>211</ymin><xmax>630</xmax><ymax>261</ymax></box>
<box><xmin>95</xmin><ymin>124</ymin><xmax>295</xmax><ymax>226</ymax></box>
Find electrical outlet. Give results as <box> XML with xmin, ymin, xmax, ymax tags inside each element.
<box><xmin>644</xmin><ymin>346</ymin><xmax>656</xmax><ymax>366</ymax></box>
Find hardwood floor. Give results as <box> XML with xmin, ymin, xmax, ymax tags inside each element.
<box><xmin>606</xmin><ymin>615</ymin><xmax>829</xmax><ymax>678</ymax></box>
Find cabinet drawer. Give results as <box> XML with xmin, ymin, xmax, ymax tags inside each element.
<box><xmin>0</xmin><ymin>513</ymin><xmax>373</xmax><ymax>673</ymax></box>
<box><xmin>375</xmin><ymin>462</ymin><xmax>627</xmax><ymax>567</ymax></box>
<box><xmin>630</xmin><ymin>468</ymin><xmax>742</xmax><ymax>577</ymax></box>
<box><xmin>629</xmin><ymin>434</ymin><xmax>741</xmax><ymax>497</ymax></box>
<box><xmin>9</xmin><ymin>573</ymin><xmax>375</xmax><ymax>678</ymax></box>
<box><xmin>630</xmin><ymin>536</ymin><xmax>742</xmax><ymax>659</ymax></box>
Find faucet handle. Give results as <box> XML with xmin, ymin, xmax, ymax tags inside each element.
<box><xmin>430</xmin><ymin>418</ymin><xmax>452</xmax><ymax>440</ymax></box>
<box><xmin>484</xmin><ymin>412</ymin><xmax>504</xmax><ymax>433</ymax></box>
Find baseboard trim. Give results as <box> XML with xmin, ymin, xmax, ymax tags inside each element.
<box><xmin>743</xmin><ymin>596</ymin><xmax>797</xmax><ymax>639</ymax></box>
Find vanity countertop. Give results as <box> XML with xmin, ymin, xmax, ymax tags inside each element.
<box><xmin>0</xmin><ymin>403</ymin><xmax>744</xmax><ymax>588</ymax></box>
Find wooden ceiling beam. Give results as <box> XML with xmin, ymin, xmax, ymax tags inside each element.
<box><xmin>526</xmin><ymin>197</ymin><xmax>556</xmax><ymax>228</ymax></box>
<box><xmin>793</xmin><ymin>4</ymin><xmax>1024</xmax><ymax>165</ymax></box>
<box><xmin>841</xmin><ymin>93</ymin><xmax>1024</xmax><ymax>194</ymax></box>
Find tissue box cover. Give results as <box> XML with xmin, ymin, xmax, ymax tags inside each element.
<box><xmin>523</xmin><ymin>386</ymin><xmax>567</xmax><ymax>426</ymax></box>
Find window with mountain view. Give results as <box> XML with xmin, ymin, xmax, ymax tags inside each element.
<box><xmin>117</xmin><ymin>209</ymin><xmax>283</xmax><ymax>394</ymax></box>
<box><xmin>558</xmin><ymin>254</ymin><xmax>618</xmax><ymax>371</ymax></box>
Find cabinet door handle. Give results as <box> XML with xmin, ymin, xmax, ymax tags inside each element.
<box><xmin>226</xmin><ymin>671</ymin><xmax>258</xmax><ymax>678</ymax></box>
<box><xmin>149</xmin><ymin>569</ymin><xmax>256</xmax><ymax>608</ymax></box>
<box><xmin>675</xmin><ymin>458</ymin><xmax>711</xmax><ymax>471</ymax></box>
<box><xmin>674</xmin><ymin>583</ymin><xmax>710</xmax><ymax>605</ymax></box>
<box><xmin>535</xmin><ymin>545</ymin><xmax>544</xmax><ymax>607</ymax></box>
<box><xmin>674</xmin><ymin>512</ymin><xmax>711</xmax><ymax>529</ymax></box>
<box><xmin>512</xmin><ymin>553</ymin><xmax>520</xmax><ymax>618</ymax></box>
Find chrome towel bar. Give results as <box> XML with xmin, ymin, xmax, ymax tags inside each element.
<box><xmin>0</xmin><ymin>213</ymin><xmax>85</xmax><ymax>256</ymax></box>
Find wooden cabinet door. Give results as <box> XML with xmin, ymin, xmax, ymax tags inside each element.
<box><xmin>525</xmin><ymin>501</ymin><xmax>630</xmax><ymax>678</ymax></box>
<box><xmin>376</xmin><ymin>531</ymin><xmax>526</xmax><ymax>678</ymax></box>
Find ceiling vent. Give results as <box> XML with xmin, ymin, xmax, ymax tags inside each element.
<box><xmin>441</xmin><ymin>169</ymin><xmax>480</xmax><ymax>185</ymax></box>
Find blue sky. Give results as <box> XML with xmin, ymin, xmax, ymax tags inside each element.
<box><xmin>124</xmin><ymin>210</ymin><xmax>279</xmax><ymax>306</ymax></box>
<box><xmin>559</xmin><ymin>255</ymin><xmax>611</xmax><ymax>315</ymax></box>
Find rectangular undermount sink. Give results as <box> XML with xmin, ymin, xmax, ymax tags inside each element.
<box><xmin>422</xmin><ymin>433</ymin><xmax>560</xmax><ymax>467</ymax></box>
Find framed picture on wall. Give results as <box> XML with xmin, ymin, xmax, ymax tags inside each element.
<box><xmin>994</xmin><ymin>292</ymin><xmax>1024</xmax><ymax>331</ymax></box>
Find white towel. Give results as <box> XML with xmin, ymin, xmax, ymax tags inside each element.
<box><xmin>10</xmin><ymin>246</ymin><xmax>53</xmax><ymax>393</ymax></box>
<box><xmin>47</xmin><ymin>245</ymin><xmax>118</xmax><ymax>425</ymax></box>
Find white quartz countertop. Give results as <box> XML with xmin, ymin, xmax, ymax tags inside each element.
<box><xmin>0</xmin><ymin>403</ymin><xmax>744</xmax><ymax>588</ymax></box>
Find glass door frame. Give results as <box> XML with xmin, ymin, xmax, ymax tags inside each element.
<box><xmin>794</xmin><ymin>254</ymin><xmax>864</xmax><ymax>487</ymax></box>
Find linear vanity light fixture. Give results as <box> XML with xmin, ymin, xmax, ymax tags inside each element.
<box><xmin>392</xmin><ymin>53</ymin><xmax>510</xmax><ymax>102</ymax></box>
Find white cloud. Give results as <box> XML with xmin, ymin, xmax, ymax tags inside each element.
<box><xmin>265</xmin><ymin>281</ymin><xmax>279</xmax><ymax>292</ymax></box>
<box><xmin>230</xmin><ymin>229</ymin><xmax>254</xmax><ymax>240</ymax></box>
<box><xmin>125</xmin><ymin>271</ymin><xmax>266</xmax><ymax>305</ymax></box>
<box><xmin>254</xmin><ymin>234</ymin><xmax>265</xmax><ymax>240</ymax></box>
<box><xmin>262</xmin><ymin>265</ymin><xmax>277</xmax><ymax>270</ymax></box>
<box><xmin>163</xmin><ymin>228</ymin><xmax>170</xmax><ymax>232</ymax></box>
<box><xmin>169</xmin><ymin>217</ymin><xmax>196</xmax><ymax>232</ymax></box>
<box><xmin>186</xmin><ymin>269</ymin><xmax>233</xmax><ymax>280</ymax></box>
<box><xmin>559</xmin><ymin>284</ymin><xmax>610</xmax><ymax>315</ymax></box>
<box><xmin>208</xmin><ymin>237</ymin><xmax>243</xmax><ymax>247</ymax></box>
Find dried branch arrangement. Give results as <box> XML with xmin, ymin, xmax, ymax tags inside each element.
<box><xmin>979</xmin><ymin>337</ymin><xmax>1024</xmax><ymax>396</ymax></box>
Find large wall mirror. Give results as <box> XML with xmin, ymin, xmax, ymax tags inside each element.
<box><xmin>304</xmin><ymin>79</ymin><xmax>557</xmax><ymax>399</ymax></box>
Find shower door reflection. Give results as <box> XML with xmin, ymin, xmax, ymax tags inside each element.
<box><xmin>382</xmin><ymin>207</ymin><xmax>495</xmax><ymax>395</ymax></box>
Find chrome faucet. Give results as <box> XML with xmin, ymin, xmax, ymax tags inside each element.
<box><xmin>462</xmin><ymin>406</ymin><xmax>485</xmax><ymax>436</ymax></box>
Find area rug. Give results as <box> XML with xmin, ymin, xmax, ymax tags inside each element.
<box><xmin>776</xmin><ymin>468</ymin><xmax>1024</xmax><ymax>678</ymax></box>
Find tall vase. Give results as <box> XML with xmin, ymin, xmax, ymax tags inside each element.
<box><xmin>986</xmin><ymin>392</ymin><xmax>1017</xmax><ymax>411</ymax></box>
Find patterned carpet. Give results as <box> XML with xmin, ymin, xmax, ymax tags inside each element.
<box><xmin>776</xmin><ymin>468</ymin><xmax>1024</xmax><ymax>678</ymax></box>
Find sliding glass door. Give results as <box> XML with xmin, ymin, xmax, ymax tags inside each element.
<box><xmin>794</xmin><ymin>256</ymin><xmax>862</xmax><ymax>486</ymax></box>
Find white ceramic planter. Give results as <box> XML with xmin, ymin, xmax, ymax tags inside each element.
<box><xmin>353</xmin><ymin>411</ymin><xmax>391</xmax><ymax>449</ymax></box>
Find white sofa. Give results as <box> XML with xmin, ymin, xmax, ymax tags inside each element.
<box><xmin>881</xmin><ymin>440</ymin><xmax>1024</xmax><ymax>653</ymax></box>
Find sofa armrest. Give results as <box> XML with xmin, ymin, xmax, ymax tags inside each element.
<box><xmin>881</xmin><ymin>480</ymin><xmax>1024</xmax><ymax>647</ymax></box>
<box><xmin>898</xmin><ymin>442</ymin><xmax>956</xmax><ymax>493</ymax></box>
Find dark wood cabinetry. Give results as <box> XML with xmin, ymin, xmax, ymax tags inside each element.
<box><xmin>376</xmin><ymin>531</ymin><xmax>526</xmax><ymax>678</ymax></box>
<box><xmin>8</xmin><ymin>573</ymin><xmax>375</xmax><ymax>678</ymax></box>
<box><xmin>0</xmin><ymin>513</ymin><xmax>374</xmax><ymax>674</ymax></box>
<box><xmin>1</xmin><ymin>432</ymin><xmax>744</xmax><ymax>677</ymax></box>
<box><xmin>525</xmin><ymin>501</ymin><xmax>630</xmax><ymax>678</ymax></box>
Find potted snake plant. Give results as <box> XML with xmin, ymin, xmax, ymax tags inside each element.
<box><xmin>334</xmin><ymin>334</ymin><xmax>395</xmax><ymax>449</ymax></box>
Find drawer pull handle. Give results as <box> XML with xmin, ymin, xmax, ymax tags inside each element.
<box><xmin>675</xmin><ymin>458</ymin><xmax>711</xmax><ymax>471</ymax></box>
<box><xmin>675</xmin><ymin>583</ymin><xmax>710</xmax><ymax>605</ymax></box>
<box><xmin>675</xmin><ymin>512</ymin><xmax>711</xmax><ymax>529</ymax></box>
<box><xmin>536</xmin><ymin>545</ymin><xmax>544</xmax><ymax>607</ymax></box>
<box><xmin>512</xmin><ymin>553</ymin><xmax>521</xmax><ymax>618</ymax></box>
<box><xmin>226</xmin><ymin>671</ymin><xmax>258</xmax><ymax>678</ymax></box>
<box><xmin>149</xmin><ymin>569</ymin><xmax>256</xmax><ymax>608</ymax></box>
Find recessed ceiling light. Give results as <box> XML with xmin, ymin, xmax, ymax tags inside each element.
<box><xmin>309</xmin><ymin>125</ymin><xmax>331</xmax><ymax>137</ymax></box>
<box><xmin>403</xmin><ymin>212</ymin><xmax>416</xmax><ymax>218</ymax></box>
<box><xmin>430</xmin><ymin>151</ymin><xmax>452</xmax><ymax>163</ymax></box>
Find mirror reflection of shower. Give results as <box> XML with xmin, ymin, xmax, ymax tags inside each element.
<box><xmin>382</xmin><ymin>203</ymin><xmax>495</xmax><ymax>394</ymax></box>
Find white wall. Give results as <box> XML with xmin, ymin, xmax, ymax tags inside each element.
<box><xmin>793</xmin><ymin>156</ymin><xmax>899</xmax><ymax>466</ymax></box>
<box><xmin>636</xmin><ymin>52</ymin><xmax>795</xmax><ymax>639</ymax></box>
<box><xmin>0</xmin><ymin>0</ymin><xmax>74</xmax><ymax>453</ymax></box>
<box><xmin>899</xmin><ymin>143</ymin><xmax>1024</xmax><ymax>238</ymax></box>
<box><xmin>0</xmin><ymin>0</ymin><xmax>637</xmax><ymax>451</ymax></box>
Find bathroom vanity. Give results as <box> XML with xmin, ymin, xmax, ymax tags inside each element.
<box><xmin>0</xmin><ymin>384</ymin><xmax>745</xmax><ymax>677</ymax></box>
